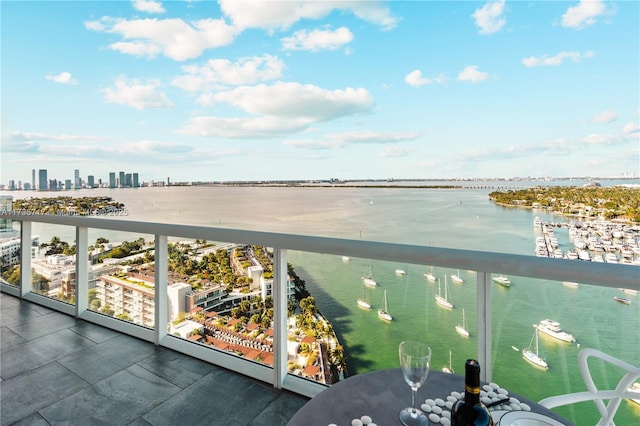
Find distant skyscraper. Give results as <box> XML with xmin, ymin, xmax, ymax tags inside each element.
<box><xmin>133</xmin><ymin>173</ymin><xmax>139</xmax><ymax>188</ymax></box>
<box><xmin>8</xmin><ymin>180</ymin><xmax>15</xmax><ymax>191</ymax></box>
<box><xmin>65</xmin><ymin>179</ymin><xmax>72</xmax><ymax>190</ymax></box>
<box><xmin>88</xmin><ymin>175</ymin><xmax>95</xmax><ymax>188</ymax></box>
<box><xmin>31</xmin><ymin>169</ymin><xmax>36</xmax><ymax>190</ymax></box>
<box><xmin>109</xmin><ymin>172</ymin><xmax>116</xmax><ymax>188</ymax></box>
<box><xmin>119</xmin><ymin>171</ymin><xmax>125</xmax><ymax>188</ymax></box>
<box><xmin>38</xmin><ymin>169</ymin><xmax>47</xmax><ymax>191</ymax></box>
<box><xmin>74</xmin><ymin>169</ymin><xmax>80</xmax><ymax>189</ymax></box>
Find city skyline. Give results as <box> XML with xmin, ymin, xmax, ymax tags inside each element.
<box><xmin>1</xmin><ymin>0</ymin><xmax>638</xmax><ymax>183</ymax></box>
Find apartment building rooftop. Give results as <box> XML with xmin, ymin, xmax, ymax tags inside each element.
<box><xmin>0</xmin><ymin>292</ymin><xmax>309</xmax><ymax>425</ymax></box>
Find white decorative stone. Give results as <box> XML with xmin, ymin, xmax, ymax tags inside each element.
<box><xmin>481</xmin><ymin>397</ymin><xmax>492</xmax><ymax>405</ymax></box>
<box><xmin>487</xmin><ymin>391</ymin><xmax>497</xmax><ymax>399</ymax></box>
<box><xmin>360</xmin><ymin>415</ymin><xmax>372</xmax><ymax>425</ymax></box>
<box><xmin>435</xmin><ymin>398</ymin><xmax>445</xmax><ymax>406</ymax></box>
<box><xmin>440</xmin><ymin>417</ymin><xmax>451</xmax><ymax>425</ymax></box>
<box><xmin>510</xmin><ymin>403</ymin><xmax>521</xmax><ymax>411</ymax></box>
<box><xmin>442</xmin><ymin>410</ymin><xmax>451</xmax><ymax>419</ymax></box>
<box><xmin>490</xmin><ymin>382</ymin><xmax>499</xmax><ymax>390</ymax></box>
<box><xmin>509</xmin><ymin>397</ymin><xmax>521</xmax><ymax>405</ymax></box>
<box><xmin>432</xmin><ymin>406</ymin><xmax>443</xmax><ymax>415</ymax></box>
<box><xmin>351</xmin><ymin>419</ymin><xmax>363</xmax><ymax>426</ymax></box>
<box><xmin>480</xmin><ymin>390</ymin><xmax>487</xmax><ymax>398</ymax></box>
<box><xmin>445</xmin><ymin>401</ymin><xmax>453</xmax><ymax>410</ymax></box>
<box><xmin>421</xmin><ymin>404</ymin><xmax>432</xmax><ymax>413</ymax></box>
<box><xmin>447</xmin><ymin>395</ymin><xmax>458</xmax><ymax>403</ymax></box>
<box><xmin>425</xmin><ymin>399</ymin><xmax>436</xmax><ymax>406</ymax></box>
<box><xmin>483</xmin><ymin>385</ymin><xmax>493</xmax><ymax>392</ymax></box>
<box><xmin>498</xmin><ymin>388</ymin><xmax>508</xmax><ymax>395</ymax></box>
<box><xmin>520</xmin><ymin>403</ymin><xmax>531</xmax><ymax>412</ymax></box>
<box><xmin>429</xmin><ymin>413</ymin><xmax>441</xmax><ymax>423</ymax></box>
<box><xmin>451</xmin><ymin>391</ymin><xmax>462</xmax><ymax>400</ymax></box>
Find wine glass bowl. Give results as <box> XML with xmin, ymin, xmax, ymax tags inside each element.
<box><xmin>399</xmin><ymin>341</ymin><xmax>432</xmax><ymax>426</ymax></box>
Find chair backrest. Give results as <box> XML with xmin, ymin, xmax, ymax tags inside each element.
<box><xmin>538</xmin><ymin>348</ymin><xmax>640</xmax><ymax>426</ymax></box>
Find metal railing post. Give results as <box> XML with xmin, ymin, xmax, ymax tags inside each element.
<box><xmin>477</xmin><ymin>271</ymin><xmax>492</xmax><ymax>382</ymax></box>
<box><xmin>20</xmin><ymin>221</ymin><xmax>32</xmax><ymax>297</ymax></box>
<box><xmin>155</xmin><ymin>234</ymin><xmax>168</xmax><ymax>344</ymax></box>
<box><xmin>75</xmin><ymin>226</ymin><xmax>88</xmax><ymax>317</ymax></box>
<box><xmin>273</xmin><ymin>247</ymin><xmax>288</xmax><ymax>389</ymax></box>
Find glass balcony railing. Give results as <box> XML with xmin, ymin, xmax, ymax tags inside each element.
<box><xmin>1</xmin><ymin>213</ymin><xmax>638</xmax><ymax>424</ymax></box>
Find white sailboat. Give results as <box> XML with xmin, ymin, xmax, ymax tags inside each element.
<box><xmin>522</xmin><ymin>326</ymin><xmax>548</xmax><ymax>370</ymax></box>
<box><xmin>455</xmin><ymin>309</ymin><xmax>470</xmax><ymax>338</ymax></box>
<box><xmin>361</xmin><ymin>261</ymin><xmax>377</xmax><ymax>287</ymax></box>
<box><xmin>357</xmin><ymin>285</ymin><xmax>371</xmax><ymax>310</ymax></box>
<box><xmin>451</xmin><ymin>269</ymin><xmax>463</xmax><ymax>284</ymax></box>
<box><xmin>492</xmin><ymin>275</ymin><xmax>511</xmax><ymax>287</ymax></box>
<box><xmin>442</xmin><ymin>349</ymin><xmax>455</xmax><ymax>374</ymax></box>
<box><xmin>423</xmin><ymin>266</ymin><xmax>436</xmax><ymax>282</ymax></box>
<box><xmin>435</xmin><ymin>277</ymin><xmax>454</xmax><ymax>309</ymax></box>
<box><xmin>378</xmin><ymin>290</ymin><xmax>392</xmax><ymax>321</ymax></box>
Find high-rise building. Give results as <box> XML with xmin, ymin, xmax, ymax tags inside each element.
<box><xmin>125</xmin><ymin>173</ymin><xmax>132</xmax><ymax>187</ymax></box>
<box><xmin>133</xmin><ymin>173</ymin><xmax>139</xmax><ymax>188</ymax></box>
<box><xmin>65</xmin><ymin>179</ymin><xmax>72</xmax><ymax>190</ymax></box>
<box><xmin>87</xmin><ymin>175</ymin><xmax>95</xmax><ymax>188</ymax></box>
<box><xmin>119</xmin><ymin>171</ymin><xmax>125</xmax><ymax>188</ymax></box>
<box><xmin>38</xmin><ymin>169</ymin><xmax>47</xmax><ymax>191</ymax></box>
<box><xmin>31</xmin><ymin>169</ymin><xmax>36</xmax><ymax>190</ymax></box>
<box><xmin>109</xmin><ymin>172</ymin><xmax>116</xmax><ymax>188</ymax></box>
<box><xmin>74</xmin><ymin>169</ymin><xmax>80</xmax><ymax>189</ymax></box>
<box><xmin>8</xmin><ymin>180</ymin><xmax>16</xmax><ymax>191</ymax></box>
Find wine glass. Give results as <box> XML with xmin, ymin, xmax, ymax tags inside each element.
<box><xmin>399</xmin><ymin>341</ymin><xmax>431</xmax><ymax>426</ymax></box>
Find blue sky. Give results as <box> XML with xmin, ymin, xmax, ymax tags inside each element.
<box><xmin>1</xmin><ymin>0</ymin><xmax>638</xmax><ymax>184</ymax></box>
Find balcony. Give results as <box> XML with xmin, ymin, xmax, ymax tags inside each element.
<box><xmin>1</xmin><ymin>213</ymin><xmax>638</xmax><ymax>424</ymax></box>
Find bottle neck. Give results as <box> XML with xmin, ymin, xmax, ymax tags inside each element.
<box><xmin>464</xmin><ymin>383</ymin><xmax>481</xmax><ymax>404</ymax></box>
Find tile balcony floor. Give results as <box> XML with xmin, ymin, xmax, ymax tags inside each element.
<box><xmin>0</xmin><ymin>292</ymin><xmax>310</xmax><ymax>425</ymax></box>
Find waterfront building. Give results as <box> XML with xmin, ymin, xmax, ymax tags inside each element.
<box><xmin>31</xmin><ymin>169</ymin><xmax>35</xmax><ymax>190</ymax></box>
<box><xmin>119</xmin><ymin>171</ymin><xmax>125</xmax><ymax>188</ymax></box>
<box><xmin>64</xmin><ymin>179</ymin><xmax>72</xmax><ymax>190</ymax></box>
<box><xmin>95</xmin><ymin>273</ymin><xmax>155</xmax><ymax>327</ymax></box>
<box><xmin>32</xmin><ymin>254</ymin><xmax>75</xmax><ymax>296</ymax></box>
<box><xmin>74</xmin><ymin>169</ymin><xmax>80</xmax><ymax>189</ymax></box>
<box><xmin>88</xmin><ymin>175</ymin><xmax>95</xmax><ymax>188</ymax></box>
<box><xmin>133</xmin><ymin>173</ymin><xmax>139</xmax><ymax>188</ymax></box>
<box><xmin>109</xmin><ymin>172</ymin><xmax>116</xmax><ymax>188</ymax></box>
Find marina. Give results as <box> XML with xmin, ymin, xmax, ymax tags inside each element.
<box><xmin>533</xmin><ymin>217</ymin><xmax>640</xmax><ymax>266</ymax></box>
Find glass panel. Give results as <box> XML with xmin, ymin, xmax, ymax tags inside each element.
<box><xmin>30</xmin><ymin>224</ymin><xmax>76</xmax><ymax>304</ymax></box>
<box><xmin>165</xmin><ymin>238</ymin><xmax>276</xmax><ymax>369</ymax></box>
<box><xmin>491</xmin><ymin>275</ymin><xmax>639</xmax><ymax>425</ymax></box>
<box><xmin>87</xmin><ymin>229</ymin><xmax>154</xmax><ymax>328</ymax></box>
<box><xmin>1</xmin><ymin>218</ymin><xmax>21</xmax><ymax>287</ymax></box>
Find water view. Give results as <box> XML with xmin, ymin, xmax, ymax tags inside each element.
<box><xmin>6</xmin><ymin>180</ymin><xmax>640</xmax><ymax>424</ymax></box>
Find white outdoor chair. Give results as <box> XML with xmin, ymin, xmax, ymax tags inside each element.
<box><xmin>538</xmin><ymin>348</ymin><xmax>640</xmax><ymax>425</ymax></box>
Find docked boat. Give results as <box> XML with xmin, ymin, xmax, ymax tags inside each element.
<box><xmin>423</xmin><ymin>266</ymin><xmax>436</xmax><ymax>282</ymax></box>
<box><xmin>492</xmin><ymin>275</ymin><xmax>511</xmax><ymax>287</ymax></box>
<box><xmin>357</xmin><ymin>285</ymin><xmax>371</xmax><ymax>310</ymax></box>
<box><xmin>395</xmin><ymin>269</ymin><xmax>406</xmax><ymax>276</ymax></box>
<box><xmin>442</xmin><ymin>349</ymin><xmax>455</xmax><ymax>374</ymax></box>
<box><xmin>523</xmin><ymin>327</ymin><xmax>548</xmax><ymax>370</ymax></box>
<box><xmin>535</xmin><ymin>319</ymin><xmax>575</xmax><ymax>343</ymax></box>
<box><xmin>455</xmin><ymin>309</ymin><xmax>470</xmax><ymax>338</ymax></box>
<box><xmin>342</xmin><ymin>256</ymin><xmax>350</xmax><ymax>262</ymax></box>
<box><xmin>435</xmin><ymin>277</ymin><xmax>453</xmax><ymax>309</ymax></box>
<box><xmin>614</xmin><ymin>296</ymin><xmax>632</xmax><ymax>305</ymax></box>
<box><xmin>451</xmin><ymin>269</ymin><xmax>464</xmax><ymax>284</ymax></box>
<box><xmin>563</xmin><ymin>281</ymin><xmax>579</xmax><ymax>289</ymax></box>
<box><xmin>377</xmin><ymin>290</ymin><xmax>392</xmax><ymax>321</ymax></box>
<box><xmin>361</xmin><ymin>261</ymin><xmax>377</xmax><ymax>287</ymax></box>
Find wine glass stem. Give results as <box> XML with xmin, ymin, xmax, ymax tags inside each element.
<box><xmin>411</xmin><ymin>386</ymin><xmax>417</xmax><ymax>413</ymax></box>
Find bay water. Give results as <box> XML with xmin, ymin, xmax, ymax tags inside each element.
<box><xmin>8</xmin><ymin>180</ymin><xmax>639</xmax><ymax>424</ymax></box>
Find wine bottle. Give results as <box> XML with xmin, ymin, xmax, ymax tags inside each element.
<box><xmin>451</xmin><ymin>359</ymin><xmax>493</xmax><ymax>426</ymax></box>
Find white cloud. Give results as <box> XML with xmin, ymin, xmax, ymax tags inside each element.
<box><xmin>218</xmin><ymin>0</ymin><xmax>398</xmax><ymax>31</ymax></box>
<box><xmin>404</xmin><ymin>70</ymin><xmax>445</xmax><ymax>87</ymax></box>
<box><xmin>623</xmin><ymin>122</ymin><xmax>639</xmax><ymax>135</ymax></box>
<box><xmin>102</xmin><ymin>76</ymin><xmax>173</xmax><ymax>110</ymax></box>
<box><xmin>471</xmin><ymin>0</ymin><xmax>506</xmax><ymax>35</ymax></box>
<box><xmin>457</xmin><ymin>65</ymin><xmax>489</xmax><ymax>83</ymax></box>
<box><xmin>8</xmin><ymin>130</ymin><xmax>109</xmax><ymax>143</ymax></box>
<box><xmin>591</xmin><ymin>110</ymin><xmax>618</xmax><ymax>124</ymax></box>
<box><xmin>522</xmin><ymin>51</ymin><xmax>595</xmax><ymax>67</ymax></box>
<box><xmin>180</xmin><ymin>83</ymin><xmax>375</xmax><ymax>139</ymax></box>
<box><xmin>85</xmin><ymin>17</ymin><xmax>238</xmax><ymax>61</ymax></box>
<box><xmin>179</xmin><ymin>116</ymin><xmax>310</xmax><ymax>139</ymax></box>
<box><xmin>561</xmin><ymin>0</ymin><xmax>606</xmax><ymax>29</ymax></box>
<box><xmin>284</xmin><ymin>131</ymin><xmax>419</xmax><ymax>149</ymax></box>
<box><xmin>132</xmin><ymin>0</ymin><xmax>165</xmax><ymax>14</ymax></box>
<box><xmin>379</xmin><ymin>145</ymin><xmax>413</xmax><ymax>158</ymax></box>
<box><xmin>172</xmin><ymin>55</ymin><xmax>284</xmax><ymax>92</ymax></box>
<box><xmin>281</xmin><ymin>27</ymin><xmax>353</xmax><ymax>52</ymax></box>
<box><xmin>212</xmin><ymin>82</ymin><xmax>374</xmax><ymax>122</ymax></box>
<box><xmin>46</xmin><ymin>72</ymin><xmax>78</xmax><ymax>85</ymax></box>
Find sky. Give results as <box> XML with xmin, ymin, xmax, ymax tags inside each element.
<box><xmin>1</xmin><ymin>0</ymin><xmax>639</xmax><ymax>184</ymax></box>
